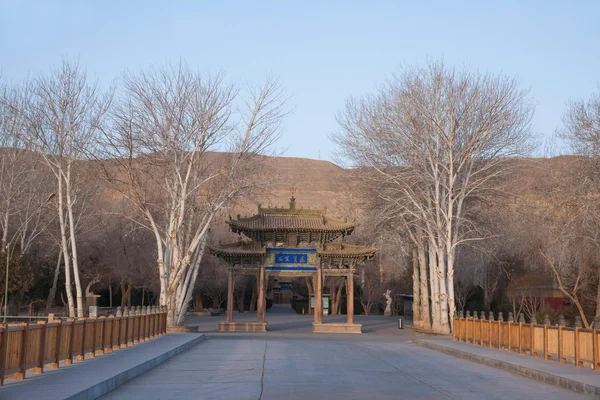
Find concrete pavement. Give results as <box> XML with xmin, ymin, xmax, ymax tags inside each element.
<box><xmin>101</xmin><ymin>336</ymin><xmax>590</xmax><ymax>400</ymax></box>
<box><xmin>0</xmin><ymin>333</ymin><xmax>205</xmax><ymax>400</ymax></box>
<box><xmin>415</xmin><ymin>338</ymin><xmax>600</xmax><ymax>397</ymax></box>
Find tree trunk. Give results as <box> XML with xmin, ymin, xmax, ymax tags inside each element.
<box><xmin>428</xmin><ymin>241</ymin><xmax>442</xmax><ymax>332</ymax></box>
<box><xmin>306</xmin><ymin>277</ymin><xmax>314</xmax><ymax>315</ymax></box>
<box><xmin>596</xmin><ymin>270</ymin><xmax>600</xmax><ymax>319</ymax></box>
<box><xmin>337</xmin><ymin>284</ymin><xmax>344</xmax><ymax>315</ymax></box>
<box><xmin>46</xmin><ymin>251</ymin><xmax>62</xmax><ymax>312</ymax></box>
<box><xmin>249</xmin><ymin>283</ymin><xmax>257</xmax><ymax>312</ymax></box>
<box><xmin>120</xmin><ymin>281</ymin><xmax>132</xmax><ymax>309</ymax></box>
<box><xmin>411</xmin><ymin>247</ymin><xmax>422</xmax><ymax>328</ymax></box>
<box><xmin>57</xmin><ymin>178</ymin><xmax>75</xmax><ymax>318</ymax></box>
<box><xmin>193</xmin><ymin>294</ymin><xmax>203</xmax><ymax>311</ymax></box>
<box><xmin>65</xmin><ymin>168</ymin><xmax>84</xmax><ymax>318</ymax></box>
<box><xmin>436</xmin><ymin>244</ymin><xmax>450</xmax><ymax>334</ymax></box>
<box><xmin>237</xmin><ymin>283</ymin><xmax>246</xmax><ymax>313</ymax></box>
<box><xmin>418</xmin><ymin>242</ymin><xmax>431</xmax><ymax>330</ymax></box>
<box><xmin>108</xmin><ymin>281</ymin><xmax>113</xmax><ymax>308</ymax></box>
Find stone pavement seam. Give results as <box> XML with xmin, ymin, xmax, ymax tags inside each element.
<box><xmin>348</xmin><ymin>342</ymin><xmax>455</xmax><ymax>399</ymax></box>
<box><xmin>413</xmin><ymin>339</ymin><xmax>600</xmax><ymax>398</ymax></box>
<box><xmin>258</xmin><ymin>340</ymin><xmax>267</xmax><ymax>400</ymax></box>
<box><xmin>69</xmin><ymin>334</ymin><xmax>206</xmax><ymax>400</ymax></box>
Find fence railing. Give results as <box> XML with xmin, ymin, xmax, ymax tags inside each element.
<box><xmin>453</xmin><ymin>311</ymin><xmax>600</xmax><ymax>371</ymax></box>
<box><xmin>0</xmin><ymin>305</ymin><xmax>168</xmax><ymax>385</ymax></box>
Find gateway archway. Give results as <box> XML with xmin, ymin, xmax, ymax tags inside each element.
<box><xmin>209</xmin><ymin>195</ymin><xmax>375</xmax><ymax>334</ymax></box>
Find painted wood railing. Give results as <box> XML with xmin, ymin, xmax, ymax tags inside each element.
<box><xmin>453</xmin><ymin>311</ymin><xmax>600</xmax><ymax>371</ymax></box>
<box><xmin>0</xmin><ymin>305</ymin><xmax>167</xmax><ymax>385</ymax></box>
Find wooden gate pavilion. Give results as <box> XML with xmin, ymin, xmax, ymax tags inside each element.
<box><xmin>210</xmin><ymin>196</ymin><xmax>376</xmax><ymax>334</ymax></box>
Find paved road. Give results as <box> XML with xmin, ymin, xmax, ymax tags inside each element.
<box><xmin>102</xmin><ymin>337</ymin><xmax>589</xmax><ymax>400</ymax></box>
<box><xmin>102</xmin><ymin>306</ymin><xmax>590</xmax><ymax>400</ymax></box>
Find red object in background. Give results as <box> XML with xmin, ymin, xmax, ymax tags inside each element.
<box><xmin>544</xmin><ymin>297</ymin><xmax>570</xmax><ymax>310</ymax></box>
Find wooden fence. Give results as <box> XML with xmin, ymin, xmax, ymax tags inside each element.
<box><xmin>453</xmin><ymin>312</ymin><xmax>600</xmax><ymax>371</ymax></box>
<box><xmin>0</xmin><ymin>305</ymin><xmax>168</xmax><ymax>385</ymax></box>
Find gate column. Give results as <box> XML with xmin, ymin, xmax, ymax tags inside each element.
<box><xmin>257</xmin><ymin>265</ymin><xmax>266</xmax><ymax>323</ymax></box>
<box><xmin>226</xmin><ymin>267</ymin><xmax>234</xmax><ymax>323</ymax></box>
<box><xmin>314</xmin><ymin>265</ymin><xmax>323</xmax><ymax>324</ymax></box>
<box><xmin>347</xmin><ymin>272</ymin><xmax>354</xmax><ymax>324</ymax></box>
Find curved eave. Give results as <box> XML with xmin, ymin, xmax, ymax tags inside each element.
<box><xmin>227</xmin><ymin>221</ymin><xmax>356</xmax><ymax>234</ymax></box>
<box><xmin>317</xmin><ymin>250</ymin><xmax>376</xmax><ymax>260</ymax></box>
<box><xmin>208</xmin><ymin>245</ymin><xmax>266</xmax><ymax>258</ymax></box>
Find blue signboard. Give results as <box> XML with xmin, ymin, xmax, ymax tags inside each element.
<box><xmin>274</xmin><ymin>253</ymin><xmax>308</xmax><ymax>264</ymax></box>
<box><xmin>266</xmin><ymin>266</ymin><xmax>317</xmax><ymax>272</ymax></box>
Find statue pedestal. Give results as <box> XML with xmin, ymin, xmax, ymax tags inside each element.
<box><xmin>384</xmin><ymin>310</ymin><xmax>392</xmax><ymax>317</ymax></box>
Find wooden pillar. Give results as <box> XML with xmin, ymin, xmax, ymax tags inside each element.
<box><xmin>315</xmin><ymin>266</ymin><xmax>323</xmax><ymax>324</ymax></box>
<box><xmin>226</xmin><ymin>268</ymin><xmax>234</xmax><ymax>323</ymax></box>
<box><xmin>257</xmin><ymin>265</ymin><xmax>266</xmax><ymax>323</ymax></box>
<box><xmin>347</xmin><ymin>272</ymin><xmax>354</xmax><ymax>324</ymax></box>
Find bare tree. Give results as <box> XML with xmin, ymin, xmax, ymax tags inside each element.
<box><xmin>21</xmin><ymin>60</ymin><xmax>112</xmax><ymax>317</ymax></box>
<box><xmin>102</xmin><ymin>63</ymin><xmax>287</xmax><ymax>326</ymax></box>
<box><xmin>332</xmin><ymin>60</ymin><xmax>534</xmax><ymax>333</ymax></box>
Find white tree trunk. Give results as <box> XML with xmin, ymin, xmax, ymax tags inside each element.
<box><xmin>436</xmin><ymin>244</ymin><xmax>450</xmax><ymax>334</ymax></box>
<box><xmin>46</xmin><ymin>251</ymin><xmax>62</xmax><ymax>311</ymax></box>
<box><xmin>428</xmin><ymin>241</ymin><xmax>442</xmax><ymax>332</ymax></box>
<box><xmin>57</xmin><ymin>177</ymin><xmax>75</xmax><ymax>318</ymax></box>
<box><xmin>411</xmin><ymin>247</ymin><xmax>422</xmax><ymax>328</ymax></box>
<box><xmin>417</xmin><ymin>242</ymin><xmax>431</xmax><ymax>330</ymax></box>
<box><xmin>65</xmin><ymin>169</ymin><xmax>84</xmax><ymax>318</ymax></box>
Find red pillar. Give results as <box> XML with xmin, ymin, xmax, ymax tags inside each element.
<box><xmin>226</xmin><ymin>268</ymin><xmax>234</xmax><ymax>323</ymax></box>
<box><xmin>315</xmin><ymin>266</ymin><xmax>323</xmax><ymax>324</ymax></box>
<box><xmin>347</xmin><ymin>272</ymin><xmax>354</xmax><ymax>324</ymax></box>
<box><xmin>257</xmin><ymin>266</ymin><xmax>266</xmax><ymax>323</ymax></box>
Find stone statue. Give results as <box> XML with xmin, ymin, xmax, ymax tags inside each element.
<box><xmin>384</xmin><ymin>289</ymin><xmax>392</xmax><ymax>317</ymax></box>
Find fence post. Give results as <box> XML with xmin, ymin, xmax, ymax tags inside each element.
<box><xmin>594</xmin><ymin>327</ymin><xmax>599</xmax><ymax>371</ymax></box>
<box><xmin>488</xmin><ymin>312</ymin><xmax>494</xmax><ymax>349</ymax></box>
<box><xmin>530</xmin><ymin>315</ymin><xmax>537</xmax><ymax>357</ymax></box>
<box><xmin>479</xmin><ymin>311</ymin><xmax>485</xmax><ymax>346</ymax></box>
<box><xmin>114</xmin><ymin>307</ymin><xmax>122</xmax><ymax>350</ymax></box>
<box><xmin>498</xmin><ymin>312</ymin><xmax>503</xmax><ymax>350</ymax></box>
<box><xmin>0</xmin><ymin>324</ymin><xmax>8</xmax><ymax>386</ymax></box>
<box><xmin>558</xmin><ymin>314</ymin><xmax>566</xmax><ymax>364</ymax></box>
<box><xmin>574</xmin><ymin>316</ymin><xmax>582</xmax><ymax>367</ymax></box>
<box><xmin>507</xmin><ymin>312</ymin><xmax>513</xmax><ymax>352</ymax></box>
<box><xmin>88</xmin><ymin>318</ymin><xmax>96</xmax><ymax>358</ymax></box>
<box><xmin>125</xmin><ymin>307</ymin><xmax>132</xmax><ymax>347</ymax></box>
<box><xmin>152</xmin><ymin>306</ymin><xmax>157</xmax><ymax>337</ymax></box>
<box><xmin>543</xmin><ymin>315</ymin><xmax>550</xmax><ymax>360</ymax></box>
<box><xmin>67</xmin><ymin>319</ymin><xmax>76</xmax><ymax>365</ymax></box>
<box><xmin>134</xmin><ymin>306</ymin><xmax>141</xmax><ymax>344</ymax></box>
<box><xmin>465</xmin><ymin>311</ymin><xmax>471</xmax><ymax>343</ymax></box>
<box><xmin>78</xmin><ymin>318</ymin><xmax>87</xmax><ymax>362</ymax></box>
<box><xmin>105</xmin><ymin>316</ymin><xmax>113</xmax><ymax>353</ymax></box>
<box><xmin>15</xmin><ymin>323</ymin><xmax>30</xmax><ymax>380</ymax></box>
<box><xmin>51</xmin><ymin>320</ymin><xmax>62</xmax><ymax>369</ymax></box>
<box><xmin>518</xmin><ymin>313</ymin><xmax>525</xmax><ymax>354</ymax></box>
<box><xmin>33</xmin><ymin>321</ymin><xmax>47</xmax><ymax>374</ymax></box>
<box><xmin>140</xmin><ymin>307</ymin><xmax>146</xmax><ymax>342</ymax></box>
<box><xmin>97</xmin><ymin>317</ymin><xmax>105</xmax><ymax>355</ymax></box>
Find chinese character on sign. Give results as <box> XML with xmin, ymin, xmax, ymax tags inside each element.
<box><xmin>274</xmin><ymin>253</ymin><xmax>309</xmax><ymax>264</ymax></box>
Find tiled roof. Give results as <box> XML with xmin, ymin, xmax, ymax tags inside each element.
<box><xmin>209</xmin><ymin>242</ymin><xmax>266</xmax><ymax>257</ymax></box>
<box><xmin>210</xmin><ymin>241</ymin><xmax>375</xmax><ymax>259</ymax></box>
<box><xmin>317</xmin><ymin>243</ymin><xmax>376</xmax><ymax>258</ymax></box>
<box><xmin>227</xmin><ymin>214</ymin><xmax>355</xmax><ymax>233</ymax></box>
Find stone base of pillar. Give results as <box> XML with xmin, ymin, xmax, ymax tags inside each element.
<box><xmin>312</xmin><ymin>322</ymin><xmax>362</xmax><ymax>334</ymax></box>
<box><xmin>166</xmin><ymin>325</ymin><xmax>199</xmax><ymax>334</ymax></box>
<box><xmin>218</xmin><ymin>322</ymin><xmax>267</xmax><ymax>332</ymax></box>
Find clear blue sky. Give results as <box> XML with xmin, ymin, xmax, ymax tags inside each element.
<box><xmin>1</xmin><ymin>1</ymin><xmax>599</xmax><ymax>161</ymax></box>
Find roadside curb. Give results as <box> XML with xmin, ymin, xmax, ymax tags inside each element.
<box><xmin>413</xmin><ymin>339</ymin><xmax>600</xmax><ymax>398</ymax></box>
<box><xmin>404</xmin><ymin>326</ymin><xmax>450</xmax><ymax>337</ymax></box>
<box><xmin>68</xmin><ymin>334</ymin><xmax>206</xmax><ymax>400</ymax></box>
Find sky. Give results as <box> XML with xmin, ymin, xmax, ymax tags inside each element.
<box><xmin>1</xmin><ymin>1</ymin><xmax>599</xmax><ymax>162</ymax></box>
